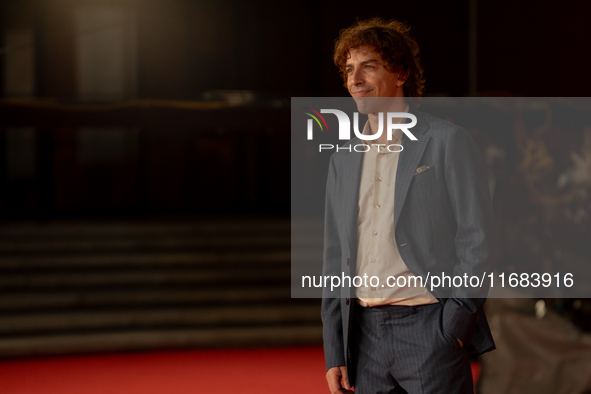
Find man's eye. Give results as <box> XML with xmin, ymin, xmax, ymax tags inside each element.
<box><xmin>346</xmin><ymin>68</ymin><xmax>353</xmax><ymax>73</ymax></box>
<box><xmin>365</xmin><ymin>65</ymin><xmax>373</xmax><ymax>69</ymax></box>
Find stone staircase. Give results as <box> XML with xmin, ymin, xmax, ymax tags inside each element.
<box><xmin>0</xmin><ymin>218</ymin><xmax>322</xmax><ymax>358</ymax></box>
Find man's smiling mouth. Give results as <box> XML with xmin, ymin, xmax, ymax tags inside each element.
<box><xmin>352</xmin><ymin>89</ymin><xmax>372</xmax><ymax>97</ymax></box>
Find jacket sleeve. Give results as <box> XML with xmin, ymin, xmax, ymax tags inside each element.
<box><xmin>441</xmin><ymin>127</ymin><xmax>498</xmax><ymax>345</ymax></box>
<box><xmin>321</xmin><ymin>154</ymin><xmax>346</xmax><ymax>370</ymax></box>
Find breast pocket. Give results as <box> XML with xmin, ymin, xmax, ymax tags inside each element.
<box><xmin>411</xmin><ymin>167</ymin><xmax>436</xmax><ymax>187</ymax></box>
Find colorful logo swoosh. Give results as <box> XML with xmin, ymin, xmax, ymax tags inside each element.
<box><xmin>303</xmin><ymin>107</ymin><xmax>328</xmax><ymax>131</ymax></box>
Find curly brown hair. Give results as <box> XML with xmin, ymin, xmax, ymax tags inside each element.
<box><xmin>334</xmin><ymin>18</ymin><xmax>425</xmax><ymax>107</ymax></box>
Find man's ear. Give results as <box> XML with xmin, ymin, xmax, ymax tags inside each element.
<box><xmin>396</xmin><ymin>71</ymin><xmax>408</xmax><ymax>87</ymax></box>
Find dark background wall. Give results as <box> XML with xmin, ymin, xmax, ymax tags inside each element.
<box><xmin>4</xmin><ymin>0</ymin><xmax>591</xmax><ymax>99</ymax></box>
<box><xmin>1</xmin><ymin>0</ymin><xmax>591</xmax><ymax>218</ymax></box>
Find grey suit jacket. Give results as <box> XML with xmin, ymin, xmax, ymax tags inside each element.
<box><xmin>321</xmin><ymin>108</ymin><xmax>497</xmax><ymax>378</ymax></box>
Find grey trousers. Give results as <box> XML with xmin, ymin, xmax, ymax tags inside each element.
<box><xmin>351</xmin><ymin>302</ymin><xmax>474</xmax><ymax>394</ymax></box>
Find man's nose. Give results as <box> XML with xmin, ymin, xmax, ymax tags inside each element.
<box><xmin>350</xmin><ymin>68</ymin><xmax>364</xmax><ymax>85</ymax></box>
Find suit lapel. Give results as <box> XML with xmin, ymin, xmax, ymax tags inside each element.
<box><xmin>394</xmin><ymin>110</ymin><xmax>431</xmax><ymax>229</ymax></box>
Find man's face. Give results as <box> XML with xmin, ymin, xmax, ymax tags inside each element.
<box><xmin>346</xmin><ymin>46</ymin><xmax>405</xmax><ymax>99</ymax></box>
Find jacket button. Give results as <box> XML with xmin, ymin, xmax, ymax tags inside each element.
<box><xmin>345</xmin><ymin>298</ymin><xmax>349</xmax><ymax>305</ymax></box>
<box><xmin>346</xmin><ymin>258</ymin><xmax>349</xmax><ymax>265</ymax></box>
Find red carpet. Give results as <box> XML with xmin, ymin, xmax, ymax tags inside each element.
<box><xmin>0</xmin><ymin>346</ymin><xmax>480</xmax><ymax>393</ymax></box>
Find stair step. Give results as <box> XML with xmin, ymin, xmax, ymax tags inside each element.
<box><xmin>0</xmin><ymin>287</ymin><xmax>291</xmax><ymax>311</ymax></box>
<box><xmin>0</xmin><ymin>325</ymin><xmax>323</xmax><ymax>358</ymax></box>
<box><xmin>0</xmin><ymin>266</ymin><xmax>290</xmax><ymax>290</ymax></box>
<box><xmin>0</xmin><ymin>304</ymin><xmax>321</xmax><ymax>335</ymax></box>
<box><xmin>0</xmin><ymin>251</ymin><xmax>290</xmax><ymax>270</ymax></box>
<box><xmin>0</xmin><ymin>235</ymin><xmax>291</xmax><ymax>255</ymax></box>
<box><xmin>0</xmin><ymin>218</ymin><xmax>323</xmax><ymax>358</ymax></box>
<box><xmin>0</xmin><ymin>219</ymin><xmax>290</xmax><ymax>238</ymax></box>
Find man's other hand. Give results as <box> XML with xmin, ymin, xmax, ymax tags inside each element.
<box><xmin>326</xmin><ymin>366</ymin><xmax>354</xmax><ymax>393</ymax></box>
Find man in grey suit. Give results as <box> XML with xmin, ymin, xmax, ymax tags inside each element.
<box><xmin>322</xmin><ymin>19</ymin><xmax>497</xmax><ymax>394</ymax></box>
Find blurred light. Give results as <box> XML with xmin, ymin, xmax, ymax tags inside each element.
<box><xmin>535</xmin><ymin>299</ymin><xmax>546</xmax><ymax>319</ymax></box>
